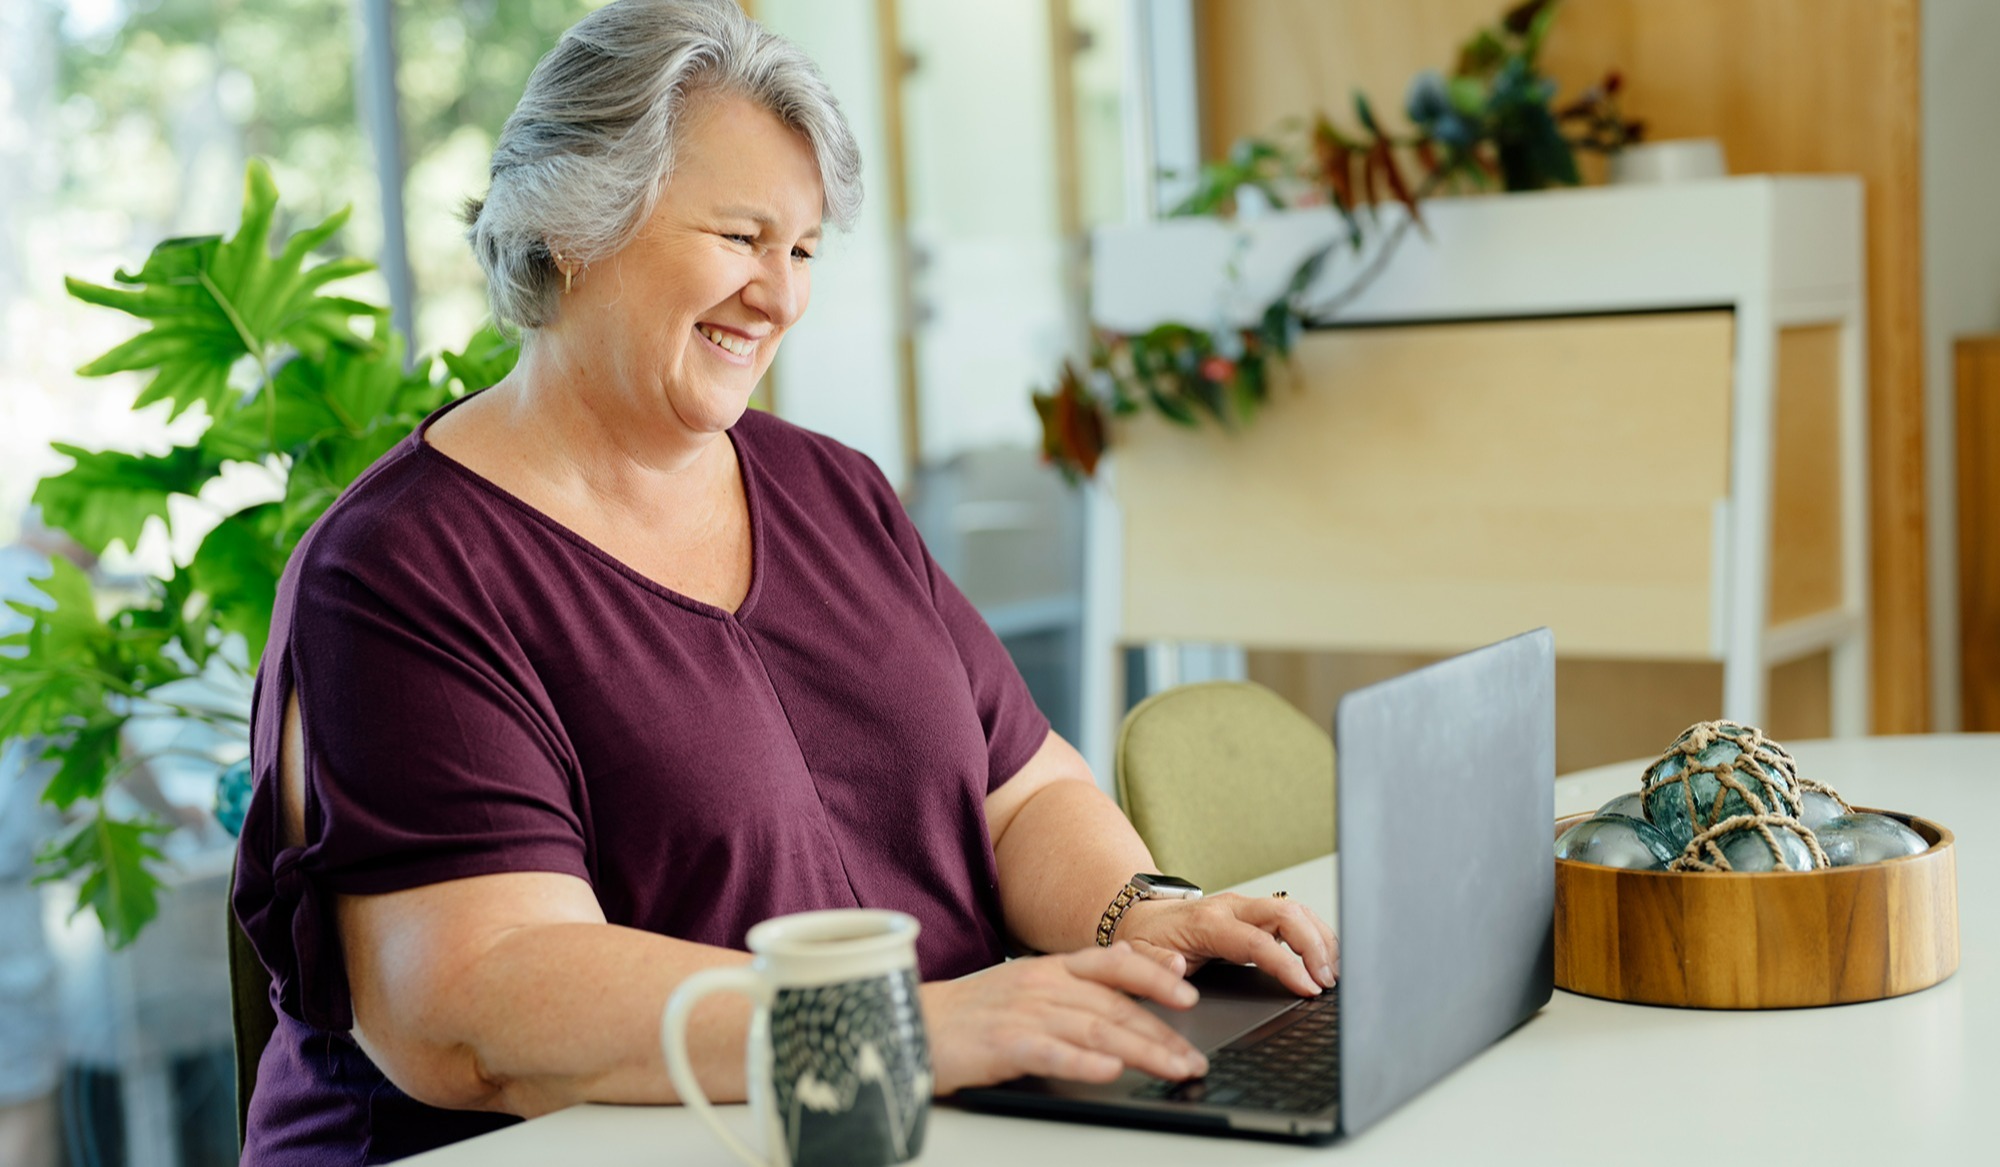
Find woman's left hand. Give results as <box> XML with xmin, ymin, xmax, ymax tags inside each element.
<box><xmin>1115</xmin><ymin>893</ymin><xmax>1339</xmax><ymax>998</ymax></box>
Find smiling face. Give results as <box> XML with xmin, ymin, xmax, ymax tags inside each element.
<box><xmin>551</xmin><ymin>91</ymin><xmax>823</xmax><ymax>443</ymax></box>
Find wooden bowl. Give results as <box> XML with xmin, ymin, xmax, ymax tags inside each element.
<box><xmin>1553</xmin><ymin>809</ymin><xmax>1959</xmax><ymax>1008</ymax></box>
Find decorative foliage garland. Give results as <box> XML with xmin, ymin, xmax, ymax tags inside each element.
<box><xmin>1032</xmin><ymin>0</ymin><xmax>1641</xmax><ymax>482</ymax></box>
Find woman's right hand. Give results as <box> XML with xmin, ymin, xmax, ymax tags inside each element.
<box><xmin>918</xmin><ymin>942</ymin><xmax>1209</xmax><ymax>1095</ymax></box>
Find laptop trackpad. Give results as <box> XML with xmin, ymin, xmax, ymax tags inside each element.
<box><xmin>1142</xmin><ymin>963</ymin><xmax>1302</xmax><ymax>1053</ymax></box>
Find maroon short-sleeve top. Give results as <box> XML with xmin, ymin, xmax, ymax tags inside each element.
<box><xmin>230</xmin><ymin>399</ymin><xmax>1049</xmax><ymax>1164</ymax></box>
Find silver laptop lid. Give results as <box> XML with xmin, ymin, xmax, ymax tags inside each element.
<box><xmin>1334</xmin><ymin>629</ymin><xmax>1555</xmax><ymax>1136</ymax></box>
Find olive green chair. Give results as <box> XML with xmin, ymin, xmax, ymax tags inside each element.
<box><xmin>1114</xmin><ymin>681</ymin><xmax>1337</xmax><ymax>893</ymax></box>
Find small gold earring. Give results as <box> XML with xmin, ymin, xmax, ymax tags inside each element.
<box><xmin>552</xmin><ymin>250</ymin><xmax>574</xmax><ymax>293</ymax></box>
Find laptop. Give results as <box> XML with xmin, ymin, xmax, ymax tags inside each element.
<box><xmin>956</xmin><ymin>629</ymin><xmax>1555</xmax><ymax>1142</ymax></box>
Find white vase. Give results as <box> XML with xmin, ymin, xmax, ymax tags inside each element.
<box><xmin>1608</xmin><ymin>138</ymin><xmax>1728</xmax><ymax>185</ymax></box>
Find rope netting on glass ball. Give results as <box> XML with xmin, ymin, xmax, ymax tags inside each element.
<box><xmin>1639</xmin><ymin>721</ymin><xmax>1853</xmax><ymax>872</ymax></box>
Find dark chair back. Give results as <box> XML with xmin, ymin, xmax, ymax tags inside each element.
<box><xmin>227</xmin><ymin>871</ymin><xmax>278</xmax><ymax>1150</ymax></box>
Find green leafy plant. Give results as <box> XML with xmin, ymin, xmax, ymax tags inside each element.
<box><xmin>1034</xmin><ymin>250</ymin><xmax>1330</xmax><ymax>482</ymax></box>
<box><xmin>1034</xmin><ymin>0</ymin><xmax>1642</xmax><ymax>480</ymax></box>
<box><xmin>0</xmin><ymin>160</ymin><xmax>517</xmax><ymax>947</ymax></box>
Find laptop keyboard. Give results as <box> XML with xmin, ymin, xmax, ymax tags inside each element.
<box><xmin>1134</xmin><ymin>988</ymin><xmax>1340</xmax><ymax>1114</ymax></box>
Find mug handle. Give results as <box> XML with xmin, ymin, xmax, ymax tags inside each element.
<box><xmin>663</xmin><ymin>966</ymin><xmax>776</xmax><ymax>1167</ymax></box>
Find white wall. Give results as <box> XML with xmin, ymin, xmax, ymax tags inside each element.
<box><xmin>1920</xmin><ymin>0</ymin><xmax>2000</xmax><ymax>730</ymax></box>
<box><xmin>754</xmin><ymin>0</ymin><xmax>909</xmax><ymax>485</ymax></box>
<box><xmin>898</xmin><ymin>0</ymin><xmax>1071</xmax><ymax>461</ymax></box>
<box><xmin>755</xmin><ymin>1</ymin><xmax>1156</xmax><ymax>472</ymax></box>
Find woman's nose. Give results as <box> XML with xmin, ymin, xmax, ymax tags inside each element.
<box><xmin>743</xmin><ymin>252</ymin><xmax>807</xmax><ymax>329</ymax></box>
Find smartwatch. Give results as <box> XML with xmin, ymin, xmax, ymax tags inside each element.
<box><xmin>1094</xmin><ymin>872</ymin><xmax>1203</xmax><ymax>946</ymax></box>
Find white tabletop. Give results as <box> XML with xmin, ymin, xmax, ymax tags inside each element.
<box><xmin>406</xmin><ymin>735</ymin><xmax>1996</xmax><ymax>1165</ymax></box>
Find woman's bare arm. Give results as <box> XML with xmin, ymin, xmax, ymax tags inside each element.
<box><xmin>280</xmin><ymin>694</ymin><xmax>751</xmax><ymax>1118</ymax></box>
<box><xmin>335</xmin><ymin>875</ymin><xmax>753</xmax><ymax>1117</ymax></box>
<box><xmin>283</xmin><ymin>700</ymin><xmax>1216</xmax><ymax>1114</ymax></box>
<box><xmin>984</xmin><ymin>731</ymin><xmax>1339</xmax><ymax>997</ymax></box>
<box><xmin>982</xmin><ymin>730</ymin><xmax>1158</xmax><ymax>955</ymax></box>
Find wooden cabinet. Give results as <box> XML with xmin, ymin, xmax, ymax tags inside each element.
<box><xmin>1119</xmin><ymin>314</ymin><xmax>1734</xmax><ymax>658</ymax></box>
<box><xmin>1078</xmin><ymin>178</ymin><xmax>1868</xmax><ymax>782</ymax></box>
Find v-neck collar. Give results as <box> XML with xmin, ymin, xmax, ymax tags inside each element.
<box><xmin>412</xmin><ymin>392</ymin><xmax>766</xmax><ymax>623</ymax></box>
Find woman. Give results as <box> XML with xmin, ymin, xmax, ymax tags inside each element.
<box><xmin>232</xmin><ymin>1</ymin><xmax>1336</xmax><ymax>1161</ymax></box>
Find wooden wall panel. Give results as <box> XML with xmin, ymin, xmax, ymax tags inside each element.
<box><xmin>1198</xmin><ymin>0</ymin><xmax>1507</xmax><ymax>157</ymax></box>
<box><xmin>1196</xmin><ymin>0</ymin><xmax>1930</xmax><ymax>730</ymax></box>
<box><xmin>1249</xmin><ymin>649</ymin><xmax>1831</xmax><ymax>777</ymax></box>
<box><xmin>1770</xmin><ymin>327</ymin><xmax>1846</xmax><ymax>626</ymax></box>
<box><xmin>1956</xmin><ymin>337</ymin><xmax>2000</xmax><ymax>730</ymax></box>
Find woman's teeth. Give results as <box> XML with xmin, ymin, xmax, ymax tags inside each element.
<box><xmin>698</xmin><ymin>324</ymin><xmax>755</xmax><ymax>357</ymax></box>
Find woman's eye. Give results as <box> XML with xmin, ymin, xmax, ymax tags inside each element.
<box><xmin>792</xmin><ymin>247</ymin><xmax>816</xmax><ymax>263</ymax></box>
<box><xmin>724</xmin><ymin>233</ymin><xmax>755</xmax><ymax>246</ymax></box>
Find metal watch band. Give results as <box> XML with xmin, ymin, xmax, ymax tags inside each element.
<box><xmin>1094</xmin><ymin>881</ymin><xmax>1147</xmax><ymax>947</ymax></box>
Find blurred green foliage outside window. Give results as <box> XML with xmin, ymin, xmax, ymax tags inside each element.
<box><xmin>58</xmin><ymin>0</ymin><xmax>601</xmax><ymax>350</ymax></box>
<box><xmin>4</xmin><ymin>0</ymin><xmax>598</xmax><ymax>547</ymax></box>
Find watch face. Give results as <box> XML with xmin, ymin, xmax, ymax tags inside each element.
<box><xmin>1135</xmin><ymin>873</ymin><xmax>1202</xmax><ymax>895</ymax></box>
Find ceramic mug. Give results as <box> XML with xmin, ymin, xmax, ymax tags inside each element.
<box><xmin>663</xmin><ymin>909</ymin><xmax>932</xmax><ymax>1167</ymax></box>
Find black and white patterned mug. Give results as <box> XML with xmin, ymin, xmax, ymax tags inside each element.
<box><xmin>664</xmin><ymin>909</ymin><xmax>931</xmax><ymax>1167</ymax></box>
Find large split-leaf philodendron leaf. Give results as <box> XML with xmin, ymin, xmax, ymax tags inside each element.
<box><xmin>34</xmin><ymin>809</ymin><xmax>169</xmax><ymax>950</ymax></box>
<box><xmin>440</xmin><ymin>323</ymin><xmax>521</xmax><ymax>395</ymax></box>
<box><xmin>65</xmin><ymin>158</ymin><xmax>383</xmax><ymax>420</ymax></box>
<box><xmin>30</xmin><ymin>443</ymin><xmax>213</xmax><ymax>557</ymax></box>
<box><xmin>187</xmin><ymin>503</ymin><xmax>288</xmax><ymax>667</ymax></box>
<box><xmin>0</xmin><ymin>558</ymin><xmax>116</xmax><ymax>743</ymax></box>
<box><xmin>0</xmin><ymin>558</ymin><xmax>185</xmax><ymax>748</ymax></box>
<box><xmin>39</xmin><ymin>714</ymin><xmax>128</xmax><ymax>811</ymax></box>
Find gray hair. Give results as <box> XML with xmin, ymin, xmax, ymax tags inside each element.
<box><xmin>464</xmin><ymin>0</ymin><xmax>863</xmax><ymax>330</ymax></box>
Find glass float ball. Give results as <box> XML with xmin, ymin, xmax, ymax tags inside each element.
<box><xmin>1713</xmin><ymin>824</ymin><xmax>1817</xmax><ymax>872</ymax></box>
<box><xmin>1642</xmin><ymin>725</ymin><xmax>1795</xmax><ymax>848</ymax></box>
<box><xmin>1555</xmin><ymin>815</ymin><xmax>1678</xmax><ymax>870</ymax></box>
<box><xmin>1796</xmin><ymin>789</ymin><xmax>1848</xmax><ymax>830</ymax></box>
<box><xmin>1641</xmin><ymin>753</ymin><xmax>1697</xmax><ymax>848</ymax></box>
<box><xmin>1816</xmin><ymin>813</ymin><xmax>1930</xmax><ymax>867</ymax></box>
<box><xmin>1596</xmin><ymin>791</ymin><xmax>1647</xmax><ymax>821</ymax></box>
<box><xmin>214</xmin><ymin>757</ymin><xmax>253</xmax><ymax>838</ymax></box>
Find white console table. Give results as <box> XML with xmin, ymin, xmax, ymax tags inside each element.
<box><xmin>405</xmin><ymin>736</ymin><xmax>1993</xmax><ymax>1166</ymax></box>
<box><xmin>1077</xmin><ymin>177</ymin><xmax>1870</xmax><ymax>788</ymax></box>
